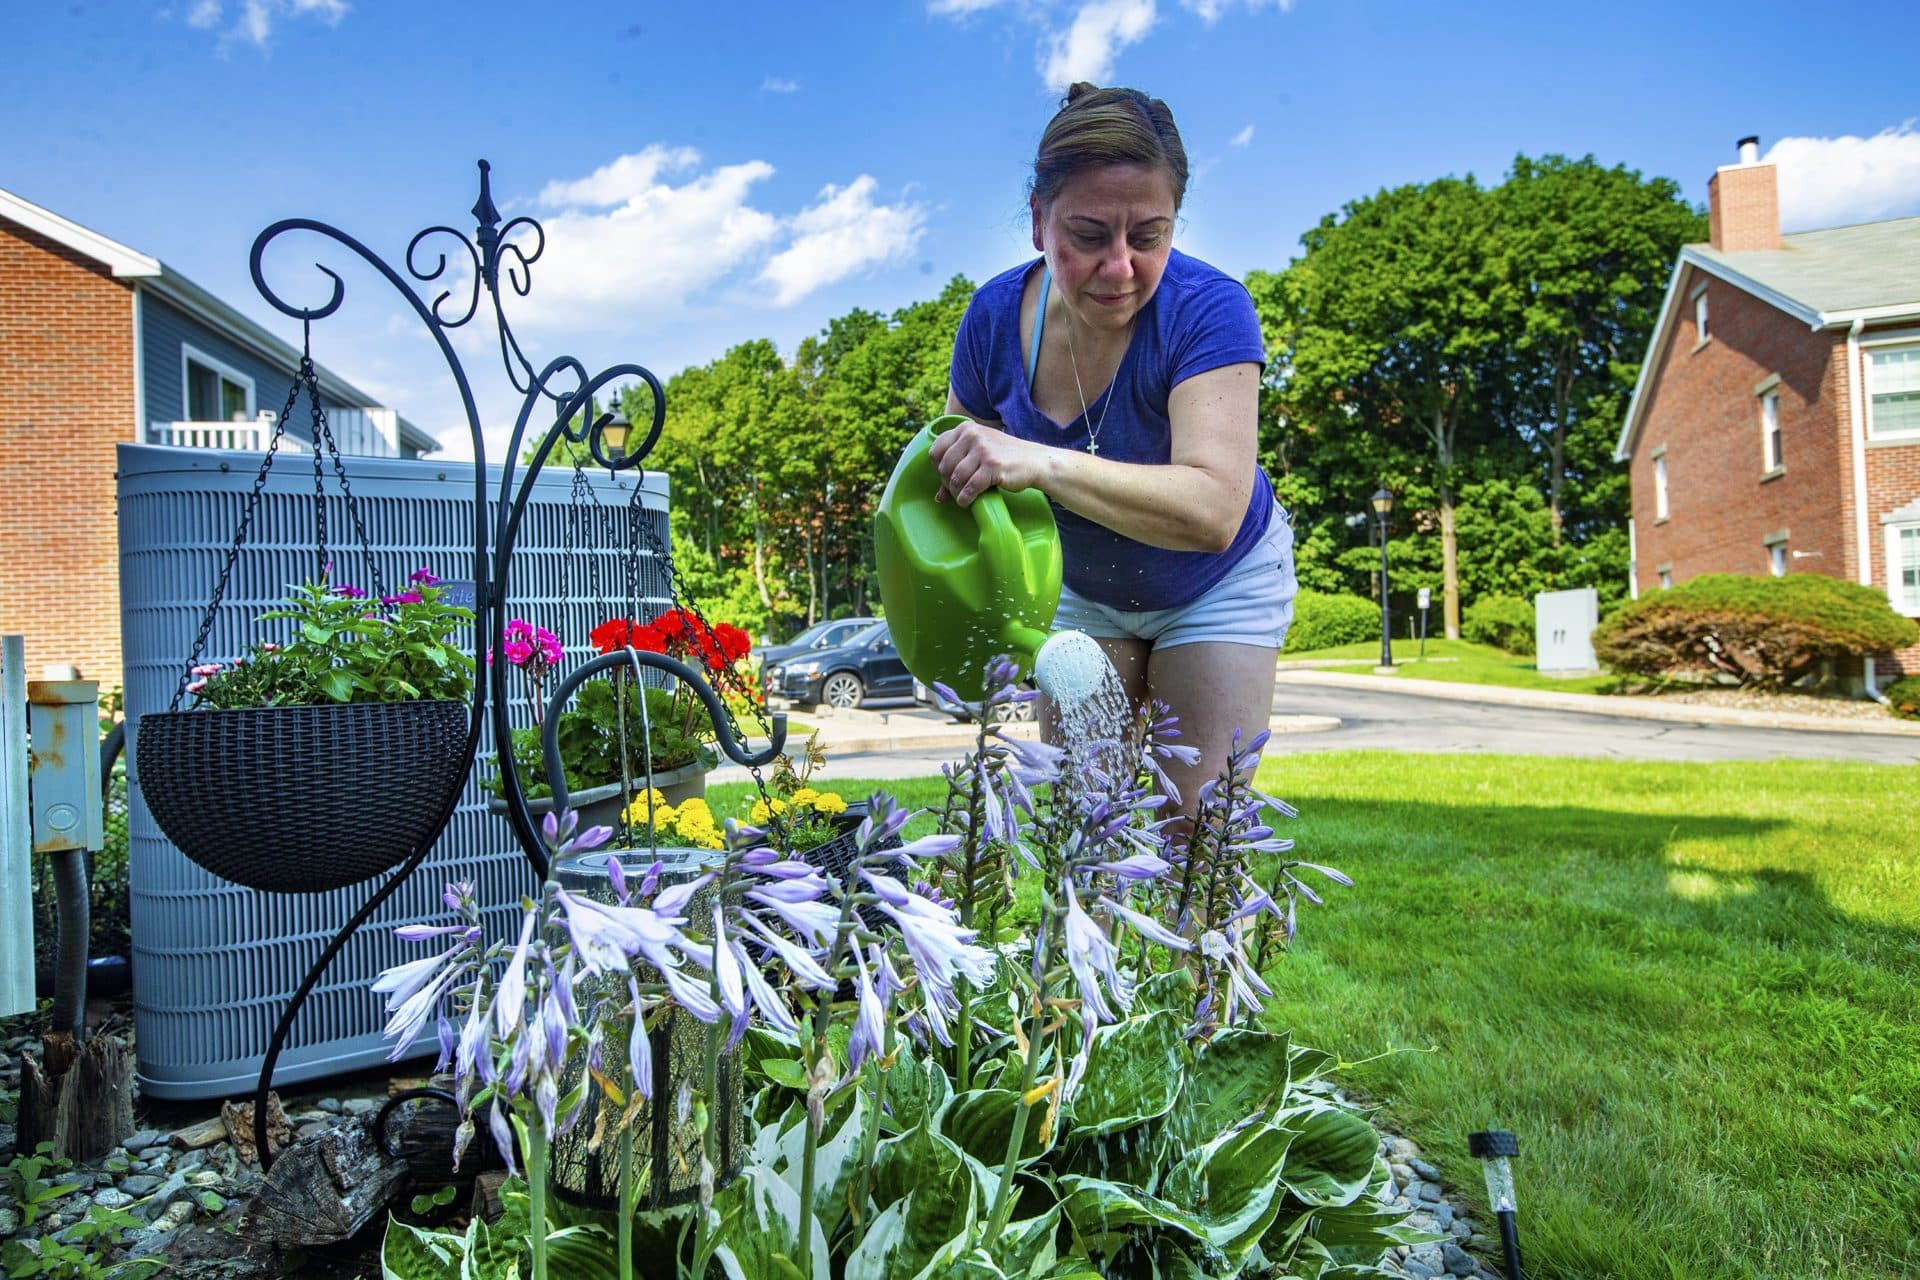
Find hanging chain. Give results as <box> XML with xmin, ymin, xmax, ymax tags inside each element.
<box><xmin>168</xmin><ymin>363</ymin><xmax>299</xmax><ymax>710</ymax></box>
<box><xmin>306</xmin><ymin>359</ymin><xmax>391</xmax><ymax>604</ymax></box>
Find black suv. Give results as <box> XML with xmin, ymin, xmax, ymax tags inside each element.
<box><xmin>756</xmin><ymin>616</ymin><xmax>880</xmax><ymax>671</ymax></box>
<box><xmin>763</xmin><ymin>621</ymin><xmax>913</xmax><ymax>709</ymax></box>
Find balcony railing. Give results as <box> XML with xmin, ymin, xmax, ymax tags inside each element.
<box><xmin>146</xmin><ymin>407</ymin><xmax>399</xmax><ymax>457</ymax></box>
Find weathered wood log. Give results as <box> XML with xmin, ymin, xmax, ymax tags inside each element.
<box><xmin>244</xmin><ymin>1115</ymin><xmax>409</xmax><ymax>1248</ymax></box>
<box><xmin>170</xmin><ymin>1115</ymin><xmax>230</xmax><ymax>1151</ymax></box>
<box><xmin>17</xmin><ymin>1029</ymin><xmax>135</xmax><ymax>1161</ymax></box>
<box><xmin>470</xmin><ymin>1170</ymin><xmax>509</xmax><ymax>1222</ymax></box>
<box><xmin>220</xmin><ymin>1093</ymin><xmax>291</xmax><ymax>1167</ymax></box>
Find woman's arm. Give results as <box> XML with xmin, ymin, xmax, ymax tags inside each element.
<box><xmin>933</xmin><ymin>363</ymin><xmax>1259</xmax><ymax>553</ymax></box>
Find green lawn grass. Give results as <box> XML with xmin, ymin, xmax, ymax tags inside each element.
<box><xmin>721</xmin><ymin>756</ymin><xmax>1920</xmax><ymax>1278</ymax></box>
<box><xmin>1255</xmin><ymin>752</ymin><xmax>1920</xmax><ymax>1279</ymax></box>
<box><xmin>1283</xmin><ymin>637</ymin><xmax>1619</xmax><ymax>695</ymax></box>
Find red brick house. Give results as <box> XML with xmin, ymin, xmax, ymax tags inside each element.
<box><xmin>1615</xmin><ymin>138</ymin><xmax>1920</xmax><ymax>684</ymax></box>
<box><xmin>0</xmin><ymin>183</ymin><xmax>438</xmax><ymax>686</ymax></box>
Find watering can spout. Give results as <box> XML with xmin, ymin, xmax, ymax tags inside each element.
<box><xmin>874</xmin><ymin>416</ymin><xmax>1063</xmax><ymax>701</ymax></box>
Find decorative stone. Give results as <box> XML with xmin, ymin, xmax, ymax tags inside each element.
<box><xmin>125</xmin><ymin>1128</ymin><xmax>168</xmax><ymax>1151</ymax></box>
<box><xmin>0</xmin><ymin>1207</ymin><xmax>19</xmax><ymax>1236</ymax></box>
<box><xmin>1390</xmin><ymin>1137</ymin><xmax>1421</xmax><ymax>1160</ymax></box>
<box><xmin>316</xmin><ymin>1097</ymin><xmax>344</xmax><ymax>1114</ymax></box>
<box><xmin>1418</xmin><ymin>1182</ymin><xmax>1443</xmax><ymax>1202</ymax></box>
<box><xmin>119</xmin><ymin>1174</ymin><xmax>163</xmax><ymax>1196</ymax></box>
<box><xmin>1441</xmin><ymin>1240</ymin><xmax>1477</xmax><ymax>1276</ymax></box>
<box><xmin>92</xmin><ymin>1188</ymin><xmax>135</xmax><ymax>1210</ymax></box>
<box><xmin>1433</xmin><ymin>1202</ymin><xmax>1453</xmax><ymax>1230</ymax></box>
<box><xmin>1390</xmin><ymin>1160</ymin><xmax>1415</xmax><ymax>1184</ymax></box>
<box><xmin>1410</xmin><ymin>1157</ymin><xmax>1441</xmax><ymax>1181</ymax></box>
<box><xmin>343</xmin><ymin>1097</ymin><xmax>380</xmax><ymax>1116</ymax></box>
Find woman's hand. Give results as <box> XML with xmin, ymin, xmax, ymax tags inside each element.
<box><xmin>929</xmin><ymin>419</ymin><xmax>1052</xmax><ymax>507</ymax></box>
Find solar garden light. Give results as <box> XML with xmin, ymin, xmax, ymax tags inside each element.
<box><xmin>1370</xmin><ymin>487</ymin><xmax>1396</xmax><ymax>673</ymax></box>
<box><xmin>1468</xmin><ymin>1129</ymin><xmax>1524</xmax><ymax>1280</ymax></box>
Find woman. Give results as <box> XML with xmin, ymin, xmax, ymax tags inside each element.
<box><xmin>932</xmin><ymin>82</ymin><xmax>1295</xmax><ymax>809</ymax></box>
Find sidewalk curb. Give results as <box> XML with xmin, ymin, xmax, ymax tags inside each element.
<box><xmin>752</xmin><ymin>711</ymin><xmax>1341</xmax><ymax>757</ymax></box>
<box><xmin>1276</xmin><ymin>668</ymin><xmax>1920</xmax><ymax>738</ymax></box>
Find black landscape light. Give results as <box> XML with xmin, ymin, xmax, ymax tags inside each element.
<box><xmin>599</xmin><ymin>401</ymin><xmax>632</xmax><ymax>460</ymax></box>
<box><xmin>1468</xmin><ymin>1129</ymin><xmax>1524</xmax><ymax>1280</ymax></box>
<box><xmin>1370</xmin><ymin>488</ymin><xmax>1395</xmax><ymax>672</ymax></box>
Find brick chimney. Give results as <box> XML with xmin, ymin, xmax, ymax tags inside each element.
<box><xmin>1708</xmin><ymin>136</ymin><xmax>1781</xmax><ymax>252</ymax></box>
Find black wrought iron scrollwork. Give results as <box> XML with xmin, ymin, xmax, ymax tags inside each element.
<box><xmin>405</xmin><ymin>225</ymin><xmax>484</xmax><ymax>328</ymax></box>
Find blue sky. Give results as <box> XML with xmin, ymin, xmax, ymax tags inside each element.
<box><xmin>6</xmin><ymin>1</ymin><xmax>1918</xmax><ymax>459</ymax></box>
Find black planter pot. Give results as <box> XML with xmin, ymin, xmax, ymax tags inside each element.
<box><xmin>135</xmin><ymin>699</ymin><xmax>471</xmax><ymax>893</ymax></box>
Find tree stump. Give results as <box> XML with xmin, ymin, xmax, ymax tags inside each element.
<box><xmin>17</xmin><ymin>1029</ymin><xmax>135</xmax><ymax>1161</ymax></box>
<box><xmin>244</xmin><ymin>1115</ymin><xmax>408</xmax><ymax>1248</ymax></box>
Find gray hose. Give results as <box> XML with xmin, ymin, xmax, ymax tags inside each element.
<box><xmin>50</xmin><ymin>848</ymin><xmax>89</xmax><ymax>1037</ymax></box>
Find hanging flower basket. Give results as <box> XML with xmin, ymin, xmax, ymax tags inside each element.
<box><xmin>485</xmin><ymin>759</ymin><xmax>707</xmax><ymax>833</ymax></box>
<box><xmin>136</xmin><ymin>699</ymin><xmax>471</xmax><ymax>894</ymax></box>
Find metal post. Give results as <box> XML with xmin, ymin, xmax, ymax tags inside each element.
<box><xmin>1</xmin><ymin>638</ymin><xmax>33</xmax><ymax>1016</ymax></box>
<box><xmin>1376</xmin><ymin>514</ymin><xmax>1395</xmax><ymax>673</ymax></box>
<box><xmin>28</xmin><ymin>680</ymin><xmax>104</xmax><ymax>1036</ymax></box>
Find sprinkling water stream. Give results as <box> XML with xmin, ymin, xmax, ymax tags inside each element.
<box><xmin>1033</xmin><ymin>630</ymin><xmax>1131</xmax><ymax>779</ymax></box>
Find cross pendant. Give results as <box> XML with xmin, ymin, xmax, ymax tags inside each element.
<box><xmin>1087</xmin><ymin>441</ymin><xmax>1099</xmax><ymax>456</ymax></box>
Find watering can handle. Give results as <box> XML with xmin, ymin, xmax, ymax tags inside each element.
<box><xmin>972</xmin><ymin>489</ymin><xmax>1027</xmax><ymax>594</ymax></box>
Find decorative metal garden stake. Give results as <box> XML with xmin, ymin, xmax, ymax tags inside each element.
<box><xmin>1468</xmin><ymin>1129</ymin><xmax>1524</xmax><ymax>1280</ymax></box>
<box><xmin>1371</xmin><ymin>487</ymin><xmax>1396</xmax><ymax>672</ymax></box>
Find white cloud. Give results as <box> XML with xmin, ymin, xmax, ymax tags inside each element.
<box><xmin>928</xmin><ymin>0</ymin><xmax>1011</xmax><ymax>14</ymax></box>
<box><xmin>759</xmin><ymin>177</ymin><xmax>929</xmax><ymax>306</ymax></box>
<box><xmin>1042</xmin><ymin>0</ymin><xmax>1157</xmax><ymax>92</ymax></box>
<box><xmin>1764</xmin><ymin>122</ymin><xmax>1920</xmax><ymax>230</ymax></box>
<box><xmin>1179</xmin><ymin>0</ymin><xmax>1292</xmax><ymax>22</ymax></box>
<box><xmin>1230</xmin><ymin>124</ymin><xmax>1255</xmax><ymax>147</ymax></box>
<box><xmin>537</xmin><ymin>146</ymin><xmax>704</xmax><ymax>208</ymax></box>
<box><xmin>181</xmin><ymin>0</ymin><xmax>347</xmax><ymax>49</ymax></box>
<box><xmin>762</xmin><ymin>76</ymin><xmax>800</xmax><ymax>93</ymax></box>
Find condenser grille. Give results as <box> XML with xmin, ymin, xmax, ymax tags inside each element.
<box><xmin>119</xmin><ymin>445</ymin><xmax>670</xmax><ymax>1098</ymax></box>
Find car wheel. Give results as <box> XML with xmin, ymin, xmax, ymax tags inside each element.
<box><xmin>1003</xmin><ymin>695</ymin><xmax>1039</xmax><ymax>723</ymax></box>
<box><xmin>821</xmin><ymin>671</ymin><xmax>864</xmax><ymax>709</ymax></box>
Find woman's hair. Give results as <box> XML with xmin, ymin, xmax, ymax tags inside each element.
<box><xmin>1030</xmin><ymin>83</ymin><xmax>1189</xmax><ymax>212</ymax></box>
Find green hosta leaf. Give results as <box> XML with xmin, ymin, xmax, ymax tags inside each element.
<box><xmin>869</xmin><ymin>1120</ymin><xmax>981</xmax><ymax>1278</ymax></box>
<box><xmin>1162</xmin><ymin>1121</ymin><xmax>1297</xmax><ymax>1257</ymax></box>
<box><xmin>1133</xmin><ymin>968</ymin><xmax>1195</xmax><ymax>1012</ymax></box>
<box><xmin>1064</xmin><ymin>1009</ymin><xmax>1187</xmax><ymax>1139</ymax></box>
<box><xmin>941</xmin><ymin>1088</ymin><xmax>1052</xmax><ymax>1167</ymax></box>
<box><xmin>989</xmin><ymin>1205</ymin><xmax>1062</xmax><ymax>1277</ymax></box>
<box><xmin>1302</xmin><ymin>1198</ymin><xmax>1440</xmax><ymax>1249</ymax></box>
<box><xmin>541</xmin><ymin>1225</ymin><xmax>621</xmax><ymax>1280</ymax></box>
<box><xmin>1289</xmin><ymin>1042</ymin><xmax>1338</xmax><ymax>1083</ymax></box>
<box><xmin>1054</xmin><ymin>1175</ymin><xmax>1206</xmax><ymax>1254</ymax></box>
<box><xmin>757</xmin><ymin>1058</ymin><xmax>809</xmax><ymax>1091</ymax></box>
<box><xmin>381</xmin><ymin>1217</ymin><xmax>467</xmax><ymax>1280</ymax></box>
<box><xmin>463</xmin><ymin>1211</ymin><xmax>523</xmax><ymax>1280</ymax></box>
<box><xmin>842</xmin><ymin>1197</ymin><xmax>908</xmax><ymax>1280</ymax></box>
<box><xmin>1186</xmin><ymin>1028</ymin><xmax>1294</xmax><ymax>1138</ymax></box>
<box><xmin>712</xmin><ymin>1163</ymin><xmax>828</xmax><ymax>1280</ymax></box>
<box><xmin>763</xmin><ymin>1090</ymin><xmax>865</xmax><ymax>1227</ymax></box>
<box><xmin>880</xmin><ymin>1044</ymin><xmax>951</xmax><ymax>1135</ymax></box>
<box><xmin>1057</xmin><ymin>1115</ymin><xmax>1176</xmax><ymax>1196</ymax></box>
<box><xmin>1279</xmin><ymin>1107</ymin><xmax>1381</xmax><ymax>1208</ymax></box>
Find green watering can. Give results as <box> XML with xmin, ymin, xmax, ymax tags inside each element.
<box><xmin>874</xmin><ymin>415</ymin><xmax>1063</xmax><ymax>701</ymax></box>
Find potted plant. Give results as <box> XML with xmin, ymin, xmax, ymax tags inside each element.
<box><xmin>485</xmin><ymin>609</ymin><xmax>755</xmax><ymax>832</ymax></box>
<box><xmin>135</xmin><ymin>569</ymin><xmax>474</xmax><ymax>893</ymax></box>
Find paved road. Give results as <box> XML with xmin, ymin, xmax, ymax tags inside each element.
<box><xmin>1268</xmin><ymin>679</ymin><xmax>1920</xmax><ymax>765</ymax></box>
<box><xmin>718</xmin><ymin>680</ymin><xmax>1918</xmax><ymax>784</ymax></box>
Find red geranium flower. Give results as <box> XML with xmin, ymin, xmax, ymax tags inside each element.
<box><xmin>590</xmin><ymin>618</ymin><xmax>666</xmax><ymax>655</ymax></box>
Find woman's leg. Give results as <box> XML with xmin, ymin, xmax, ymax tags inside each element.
<box><xmin>1038</xmin><ymin>635</ymin><xmax>1151</xmax><ymax>745</ymax></box>
<box><xmin>1145</xmin><ymin>641</ymin><xmax>1278</xmax><ymax>814</ymax></box>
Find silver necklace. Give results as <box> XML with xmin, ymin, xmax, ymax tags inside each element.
<box><xmin>1061</xmin><ymin>304</ymin><xmax>1119</xmax><ymax>457</ymax></box>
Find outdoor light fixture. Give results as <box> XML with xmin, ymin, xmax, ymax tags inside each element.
<box><xmin>1371</xmin><ymin>487</ymin><xmax>1396</xmax><ymax>673</ymax></box>
<box><xmin>1468</xmin><ymin>1129</ymin><xmax>1524</xmax><ymax>1280</ymax></box>
<box><xmin>599</xmin><ymin>402</ymin><xmax>632</xmax><ymax>460</ymax></box>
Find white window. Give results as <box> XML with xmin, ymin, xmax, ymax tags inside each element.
<box><xmin>1866</xmin><ymin>343</ymin><xmax>1920</xmax><ymax>439</ymax></box>
<box><xmin>1769</xmin><ymin>543</ymin><xmax>1787</xmax><ymax>576</ymax></box>
<box><xmin>182</xmin><ymin>346</ymin><xmax>254</xmax><ymax>422</ymax></box>
<box><xmin>1658</xmin><ymin>569</ymin><xmax>1673</xmax><ymax>590</ymax></box>
<box><xmin>1889</xmin><ymin>523</ymin><xmax>1920</xmax><ymax>615</ymax></box>
<box><xmin>1693</xmin><ymin>289</ymin><xmax>1710</xmax><ymax>343</ymax></box>
<box><xmin>1653</xmin><ymin>453</ymin><xmax>1669</xmax><ymax>519</ymax></box>
<box><xmin>1761</xmin><ymin>389</ymin><xmax>1782</xmax><ymax>471</ymax></box>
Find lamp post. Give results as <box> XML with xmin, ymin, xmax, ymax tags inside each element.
<box><xmin>598</xmin><ymin>401</ymin><xmax>632</xmax><ymax>462</ymax></box>
<box><xmin>1468</xmin><ymin>1130</ymin><xmax>1524</xmax><ymax>1279</ymax></box>
<box><xmin>1371</xmin><ymin>488</ymin><xmax>1396</xmax><ymax>673</ymax></box>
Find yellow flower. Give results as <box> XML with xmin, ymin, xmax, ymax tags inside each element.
<box><xmin>749</xmin><ymin>796</ymin><xmax>791</xmax><ymax>823</ymax></box>
<box><xmin>622</xmin><ymin>788</ymin><xmax>673</xmax><ymax>826</ymax></box>
<box><xmin>809</xmin><ymin>790</ymin><xmax>847</xmax><ymax>815</ymax></box>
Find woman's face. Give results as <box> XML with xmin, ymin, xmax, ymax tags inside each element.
<box><xmin>1032</xmin><ymin>162</ymin><xmax>1177</xmax><ymax>334</ymax></box>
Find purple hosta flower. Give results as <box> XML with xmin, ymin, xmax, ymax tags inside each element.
<box><xmin>1091</xmin><ymin>852</ymin><xmax>1171</xmax><ymax>882</ymax></box>
<box><xmin>488</xmin><ymin>1097</ymin><xmax>518</xmax><ymax>1177</ymax></box>
<box><xmin>745</xmin><ymin>884</ymin><xmax>839</xmax><ymax>949</ymax></box>
<box><xmin>742</xmin><ymin>917</ymin><xmax>836</xmax><ymax>991</ymax></box>
<box><xmin>861</xmin><ymin>869</ymin><xmax>996</xmax><ymax>1026</ymax></box>
<box><xmin>374</xmin><ymin>946</ymin><xmax>468</xmax><ymax>1061</ymax></box>
<box><xmin>847</xmin><ymin>945</ymin><xmax>887</xmax><ymax>1071</ymax></box>
<box><xmin>542</xmin><ymin>808</ymin><xmax>613</xmax><ymax>857</ymax></box>
<box><xmin>334</xmin><ymin>583</ymin><xmax>366</xmax><ymax>599</ymax></box>
<box><xmin>1060</xmin><ymin>880</ymin><xmax>1126</xmax><ymax>1026</ymax></box>
<box><xmin>494</xmin><ymin>907</ymin><xmax>538</xmax><ymax>1041</ymax></box>
<box><xmin>409</xmin><ymin>567</ymin><xmax>440</xmax><ymax>585</ymax></box>
<box><xmin>626</xmin><ymin>977</ymin><xmax>655</xmax><ymax>1099</ymax></box>
<box><xmin>1200</xmin><ymin>924</ymin><xmax>1273</xmax><ymax>1025</ymax></box>
<box><xmin>1106</xmin><ymin>898</ymin><xmax>1192</xmax><ymax>953</ymax></box>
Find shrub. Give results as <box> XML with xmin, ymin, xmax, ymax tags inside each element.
<box><xmin>1462</xmin><ymin>594</ymin><xmax>1535</xmax><ymax>656</ymax></box>
<box><xmin>1886</xmin><ymin>676</ymin><xmax>1920</xmax><ymax>721</ymax></box>
<box><xmin>1283</xmin><ymin>589</ymin><xmax>1381</xmax><ymax>653</ymax></box>
<box><xmin>1593</xmin><ymin>573</ymin><xmax>1920</xmax><ymax>691</ymax></box>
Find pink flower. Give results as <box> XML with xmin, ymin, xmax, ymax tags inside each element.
<box><xmin>190</xmin><ymin>663</ymin><xmax>223</xmax><ymax>677</ymax></box>
<box><xmin>335</xmin><ymin>584</ymin><xmax>366</xmax><ymax>599</ymax></box>
<box><xmin>185</xmin><ymin>678</ymin><xmax>208</xmax><ymax>695</ymax></box>
<box><xmin>382</xmin><ymin>590</ymin><xmax>424</xmax><ymax>606</ymax></box>
<box><xmin>409</xmin><ymin>568</ymin><xmax>440</xmax><ymax>585</ymax></box>
<box><xmin>503</xmin><ymin>639</ymin><xmax>533</xmax><ymax>665</ymax></box>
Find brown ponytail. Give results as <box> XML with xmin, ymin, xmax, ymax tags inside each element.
<box><xmin>1031</xmin><ymin>83</ymin><xmax>1188</xmax><ymax>212</ymax></box>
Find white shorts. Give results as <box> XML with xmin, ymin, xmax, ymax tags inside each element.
<box><xmin>1052</xmin><ymin>506</ymin><xmax>1296</xmax><ymax>651</ymax></box>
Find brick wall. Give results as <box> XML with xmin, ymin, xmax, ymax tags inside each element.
<box><xmin>0</xmin><ymin>217</ymin><xmax>132</xmax><ymax>688</ymax></box>
<box><xmin>1630</xmin><ymin>270</ymin><xmax>1849</xmax><ymax>585</ymax></box>
<box><xmin>1864</xmin><ymin>432</ymin><xmax>1920</xmax><ymax>677</ymax></box>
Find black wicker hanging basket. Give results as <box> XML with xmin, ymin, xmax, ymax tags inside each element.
<box><xmin>135</xmin><ymin>699</ymin><xmax>471</xmax><ymax>894</ymax></box>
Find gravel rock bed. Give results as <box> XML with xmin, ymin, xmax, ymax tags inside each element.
<box><xmin>1645</xmin><ymin>683</ymin><xmax>1901</xmax><ymax>721</ymax></box>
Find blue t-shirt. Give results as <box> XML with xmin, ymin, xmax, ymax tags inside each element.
<box><xmin>949</xmin><ymin>249</ymin><xmax>1272</xmax><ymax>612</ymax></box>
